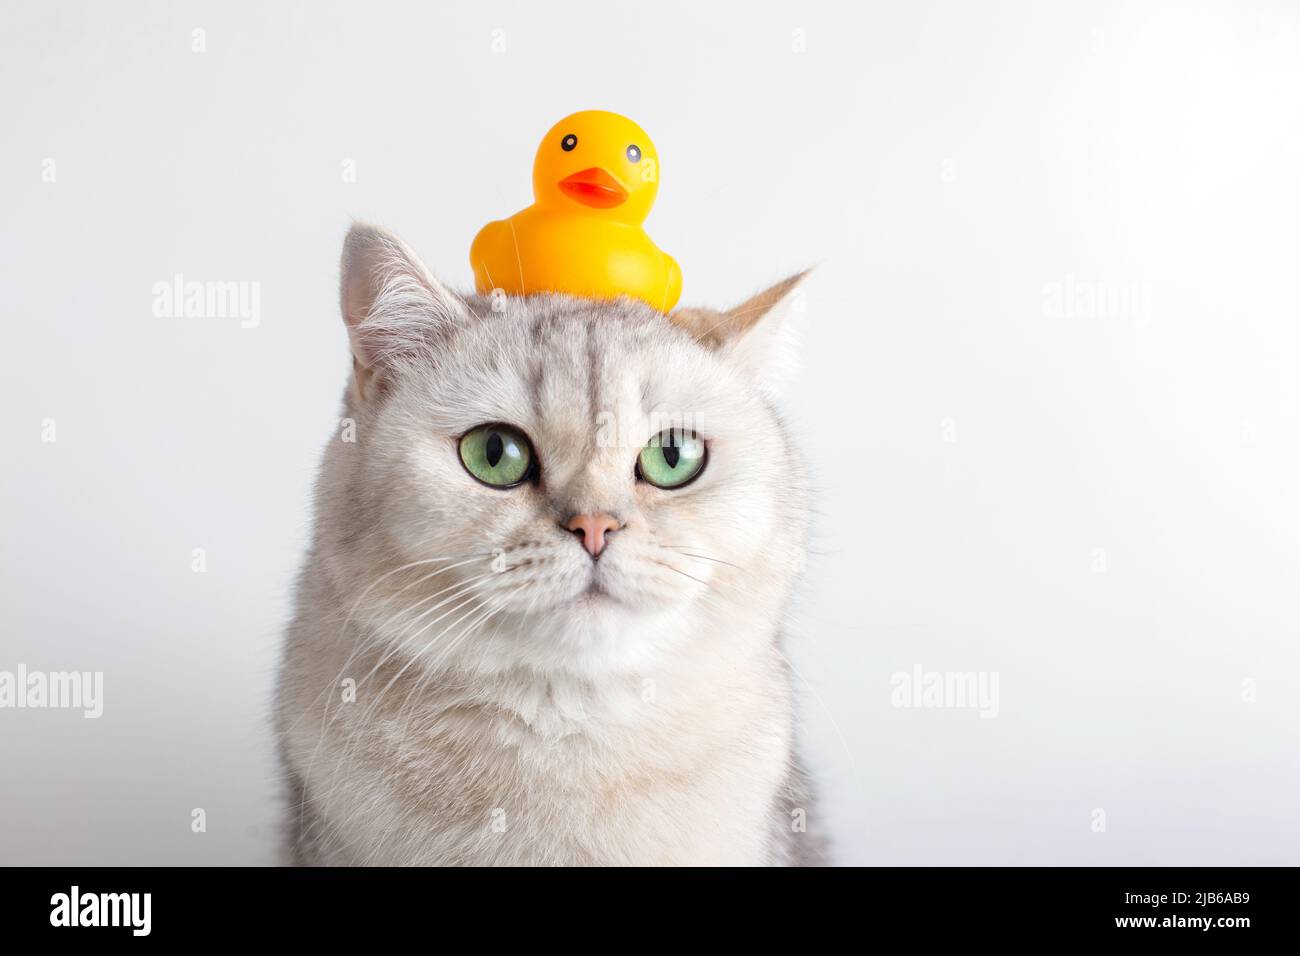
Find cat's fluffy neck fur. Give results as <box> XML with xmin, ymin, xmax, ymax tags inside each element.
<box><xmin>283</xmin><ymin>544</ymin><xmax>797</xmax><ymax>865</ymax></box>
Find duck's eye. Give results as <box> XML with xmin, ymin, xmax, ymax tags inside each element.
<box><xmin>637</xmin><ymin>429</ymin><xmax>706</xmax><ymax>489</ymax></box>
<box><xmin>459</xmin><ymin>424</ymin><xmax>534</xmax><ymax>488</ymax></box>
<box><xmin>561</xmin><ymin>134</ymin><xmax>577</xmax><ymax>152</ymax></box>
<box><xmin>626</xmin><ymin>144</ymin><xmax>641</xmax><ymax>163</ymax></box>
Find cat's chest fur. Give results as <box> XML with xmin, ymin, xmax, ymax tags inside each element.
<box><xmin>285</xmin><ymin>622</ymin><xmax>794</xmax><ymax>866</ymax></box>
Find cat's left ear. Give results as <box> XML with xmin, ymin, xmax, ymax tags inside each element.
<box><xmin>670</xmin><ymin>270</ymin><xmax>811</xmax><ymax>397</ymax></box>
<box><xmin>340</xmin><ymin>222</ymin><xmax>472</xmax><ymax>402</ymax></box>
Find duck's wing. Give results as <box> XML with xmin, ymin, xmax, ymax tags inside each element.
<box><xmin>469</xmin><ymin>219</ymin><xmax>513</xmax><ymax>295</ymax></box>
<box><xmin>660</xmin><ymin>252</ymin><xmax>683</xmax><ymax>312</ymax></box>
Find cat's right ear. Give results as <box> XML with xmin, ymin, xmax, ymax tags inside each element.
<box><xmin>340</xmin><ymin>223</ymin><xmax>470</xmax><ymax>402</ymax></box>
<box><xmin>670</xmin><ymin>271</ymin><xmax>810</xmax><ymax>399</ymax></box>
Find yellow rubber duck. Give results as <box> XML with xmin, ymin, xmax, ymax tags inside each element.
<box><xmin>470</xmin><ymin>110</ymin><xmax>682</xmax><ymax>312</ymax></box>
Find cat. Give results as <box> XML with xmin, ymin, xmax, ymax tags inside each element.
<box><xmin>276</xmin><ymin>223</ymin><xmax>823</xmax><ymax>866</ymax></box>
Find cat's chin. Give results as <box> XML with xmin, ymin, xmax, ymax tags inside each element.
<box><xmin>545</xmin><ymin>560</ymin><xmax>635</xmax><ymax>610</ymax></box>
<box><xmin>565</xmin><ymin>580</ymin><xmax>619</xmax><ymax>610</ymax></box>
<box><xmin>539</xmin><ymin>560</ymin><xmax>701</xmax><ymax>618</ymax></box>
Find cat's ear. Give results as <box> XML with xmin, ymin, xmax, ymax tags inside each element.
<box><xmin>340</xmin><ymin>222</ymin><xmax>471</xmax><ymax>401</ymax></box>
<box><xmin>670</xmin><ymin>271</ymin><xmax>810</xmax><ymax>397</ymax></box>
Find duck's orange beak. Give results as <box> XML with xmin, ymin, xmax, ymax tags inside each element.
<box><xmin>558</xmin><ymin>167</ymin><xmax>629</xmax><ymax>208</ymax></box>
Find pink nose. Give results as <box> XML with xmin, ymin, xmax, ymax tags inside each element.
<box><xmin>565</xmin><ymin>513</ymin><xmax>621</xmax><ymax>558</ymax></box>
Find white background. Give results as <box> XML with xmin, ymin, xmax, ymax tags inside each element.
<box><xmin>2</xmin><ymin>0</ymin><xmax>1298</xmax><ymax>865</ymax></box>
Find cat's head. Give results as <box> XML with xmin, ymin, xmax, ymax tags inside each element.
<box><xmin>324</xmin><ymin>224</ymin><xmax>809</xmax><ymax>675</ymax></box>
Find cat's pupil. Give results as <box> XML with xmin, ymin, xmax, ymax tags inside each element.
<box><xmin>662</xmin><ymin>444</ymin><xmax>680</xmax><ymax>469</ymax></box>
<box><xmin>485</xmin><ymin>432</ymin><xmax>505</xmax><ymax>468</ymax></box>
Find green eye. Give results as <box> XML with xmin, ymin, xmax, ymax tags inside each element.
<box><xmin>637</xmin><ymin>429</ymin><xmax>707</xmax><ymax>489</ymax></box>
<box><xmin>459</xmin><ymin>424</ymin><xmax>534</xmax><ymax>488</ymax></box>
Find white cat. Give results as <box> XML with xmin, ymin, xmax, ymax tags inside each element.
<box><xmin>276</xmin><ymin>224</ymin><xmax>822</xmax><ymax>865</ymax></box>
